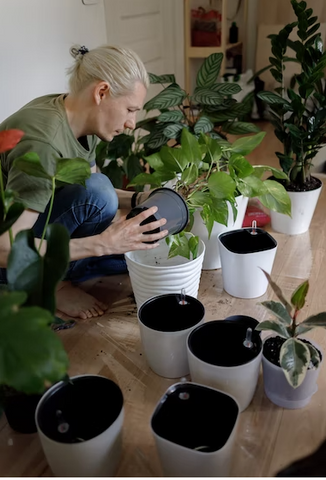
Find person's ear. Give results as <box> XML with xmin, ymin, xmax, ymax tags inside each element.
<box><xmin>94</xmin><ymin>81</ymin><xmax>110</xmax><ymax>105</ymax></box>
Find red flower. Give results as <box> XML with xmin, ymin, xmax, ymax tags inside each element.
<box><xmin>0</xmin><ymin>129</ymin><xmax>24</xmax><ymax>154</ymax></box>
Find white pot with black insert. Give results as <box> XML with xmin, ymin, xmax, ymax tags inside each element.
<box><xmin>138</xmin><ymin>293</ymin><xmax>205</xmax><ymax>378</ymax></box>
<box><xmin>35</xmin><ymin>375</ymin><xmax>124</xmax><ymax>477</ymax></box>
<box><xmin>262</xmin><ymin>335</ymin><xmax>322</xmax><ymax>409</ymax></box>
<box><xmin>187</xmin><ymin>316</ymin><xmax>262</xmax><ymax>412</ymax></box>
<box><xmin>151</xmin><ymin>382</ymin><xmax>239</xmax><ymax>477</ymax></box>
<box><xmin>218</xmin><ymin>226</ymin><xmax>277</xmax><ymax>298</ymax></box>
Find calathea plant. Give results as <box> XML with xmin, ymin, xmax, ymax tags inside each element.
<box><xmin>96</xmin><ymin>52</ymin><xmax>259</xmax><ymax>188</ymax></box>
<box><xmin>255</xmin><ymin>0</ymin><xmax>326</xmax><ymax>189</ymax></box>
<box><xmin>128</xmin><ymin>128</ymin><xmax>291</xmax><ymax>240</ymax></box>
<box><xmin>0</xmin><ymin>129</ymin><xmax>91</xmax><ymax>399</ymax></box>
<box><xmin>256</xmin><ymin>270</ymin><xmax>326</xmax><ymax>388</ymax></box>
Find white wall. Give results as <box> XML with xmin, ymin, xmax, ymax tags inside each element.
<box><xmin>0</xmin><ymin>0</ymin><xmax>107</xmax><ymax>122</ymax></box>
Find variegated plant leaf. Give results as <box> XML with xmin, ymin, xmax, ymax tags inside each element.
<box><xmin>255</xmin><ymin>320</ymin><xmax>290</xmax><ymax>338</ymax></box>
<box><xmin>295</xmin><ymin>312</ymin><xmax>326</xmax><ymax>335</ymax></box>
<box><xmin>260</xmin><ymin>269</ymin><xmax>292</xmax><ymax>315</ymax></box>
<box><xmin>260</xmin><ymin>300</ymin><xmax>293</xmax><ymax>325</ymax></box>
<box><xmin>280</xmin><ymin>338</ymin><xmax>310</xmax><ymax>388</ymax></box>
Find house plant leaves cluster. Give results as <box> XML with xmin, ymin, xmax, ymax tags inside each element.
<box><xmin>95</xmin><ymin>52</ymin><xmax>259</xmax><ymax>188</ymax></box>
<box><xmin>256</xmin><ymin>0</ymin><xmax>326</xmax><ymax>190</ymax></box>
<box><xmin>256</xmin><ymin>270</ymin><xmax>326</xmax><ymax>388</ymax></box>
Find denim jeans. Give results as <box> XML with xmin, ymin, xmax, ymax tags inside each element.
<box><xmin>1</xmin><ymin>173</ymin><xmax>127</xmax><ymax>284</ymax></box>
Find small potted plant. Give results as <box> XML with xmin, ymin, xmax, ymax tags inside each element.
<box><xmin>128</xmin><ymin>128</ymin><xmax>291</xmax><ymax>269</ymax></box>
<box><xmin>256</xmin><ymin>270</ymin><xmax>326</xmax><ymax>409</ymax></box>
<box><xmin>256</xmin><ymin>0</ymin><xmax>326</xmax><ymax>234</ymax></box>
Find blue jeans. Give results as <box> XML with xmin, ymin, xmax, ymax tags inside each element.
<box><xmin>1</xmin><ymin>173</ymin><xmax>127</xmax><ymax>284</ymax></box>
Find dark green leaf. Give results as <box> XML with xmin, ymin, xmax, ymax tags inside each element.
<box><xmin>0</xmin><ymin>201</ymin><xmax>25</xmax><ymax>236</ymax></box>
<box><xmin>143</xmin><ymin>84</ymin><xmax>186</xmax><ymax>111</ymax></box>
<box><xmin>194</xmin><ymin>88</ymin><xmax>224</xmax><ymax>105</ymax></box>
<box><xmin>211</xmin><ymin>83</ymin><xmax>242</xmax><ymax>95</ymax></box>
<box><xmin>208</xmin><ymin>171</ymin><xmax>236</xmax><ymax>199</ymax></box>
<box><xmin>13</xmin><ymin>152</ymin><xmax>51</xmax><ymax>180</ymax></box>
<box><xmin>101</xmin><ymin>160</ymin><xmax>123</xmax><ymax>189</ymax></box>
<box><xmin>223</xmin><ymin>122</ymin><xmax>261</xmax><ymax>135</ymax></box>
<box><xmin>55</xmin><ymin>158</ymin><xmax>91</xmax><ymax>187</ymax></box>
<box><xmin>158</xmin><ymin>111</ymin><xmax>184</xmax><ymax>123</ymax></box>
<box><xmin>196</xmin><ymin>53</ymin><xmax>223</xmax><ymax>87</ymax></box>
<box><xmin>149</xmin><ymin>73</ymin><xmax>176</xmax><ymax>84</ymax></box>
<box><xmin>194</xmin><ymin>116</ymin><xmax>214</xmax><ymax>134</ymax></box>
<box><xmin>163</xmin><ymin>123</ymin><xmax>184</xmax><ymax>139</ymax></box>
<box><xmin>230</xmin><ymin>132</ymin><xmax>266</xmax><ymax>155</ymax></box>
<box><xmin>291</xmin><ymin>279</ymin><xmax>309</xmax><ymax>310</ymax></box>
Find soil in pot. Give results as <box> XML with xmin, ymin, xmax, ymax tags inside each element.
<box><xmin>188</xmin><ymin>321</ymin><xmax>262</xmax><ymax>367</ymax></box>
<box><xmin>264</xmin><ymin>336</ymin><xmax>322</xmax><ymax>367</ymax></box>
<box><xmin>270</xmin><ymin>175</ymin><xmax>322</xmax><ymax>193</ymax></box>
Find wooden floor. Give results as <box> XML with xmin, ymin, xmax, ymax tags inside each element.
<box><xmin>1</xmin><ymin>122</ymin><xmax>326</xmax><ymax>476</ymax></box>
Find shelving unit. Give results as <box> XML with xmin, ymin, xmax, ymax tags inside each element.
<box><xmin>184</xmin><ymin>0</ymin><xmax>248</xmax><ymax>93</ymax></box>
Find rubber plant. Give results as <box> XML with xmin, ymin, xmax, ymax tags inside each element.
<box><xmin>96</xmin><ymin>51</ymin><xmax>259</xmax><ymax>189</ymax></box>
<box><xmin>0</xmin><ymin>129</ymin><xmax>91</xmax><ymax>404</ymax></box>
<box><xmin>256</xmin><ymin>270</ymin><xmax>326</xmax><ymax>388</ymax></box>
<box><xmin>255</xmin><ymin>0</ymin><xmax>326</xmax><ymax>190</ymax></box>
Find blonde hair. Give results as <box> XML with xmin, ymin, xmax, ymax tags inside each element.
<box><xmin>67</xmin><ymin>44</ymin><xmax>149</xmax><ymax>97</ymax></box>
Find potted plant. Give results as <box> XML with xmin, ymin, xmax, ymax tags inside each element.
<box><xmin>128</xmin><ymin>127</ymin><xmax>291</xmax><ymax>269</ymax></box>
<box><xmin>256</xmin><ymin>270</ymin><xmax>326</xmax><ymax>409</ymax></box>
<box><xmin>256</xmin><ymin>0</ymin><xmax>326</xmax><ymax>234</ymax></box>
<box><xmin>0</xmin><ymin>129</ymin><xmax>90</xmax><ymax>432</ymax></box>
<box><xmin>95</xmin><ymin>52</ymin><xmax>260</xmax><ymax>188</ymax></box>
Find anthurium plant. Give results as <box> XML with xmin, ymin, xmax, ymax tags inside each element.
<box><xmin>256</xmin><ymin>270</ymin><xmax>326</xmax><ymax>388</ymax></box>
<box><xmin>128</xmin><ymin>128</ymin><xmax>291</xmax><ymax>239</ymax></box>
<box><xmin>256</xmin><ymin>0</ymin><xmax>326</xmax><ymax>189</ymax></box>
<box><xmin>0</xmin><ymin>129</ymin><xmax>91</xmax><ymax>397</ymax></box>
<box><xmin>96</xmin><ymin>52</ymin><xmax>259</xmax><ymax>188</ymax></box>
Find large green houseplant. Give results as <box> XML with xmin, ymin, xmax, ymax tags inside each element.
<box><xmin>96</xmin><ymin>52</ymin><xmax>259</xmax><ymax>188</ymax></box>
<box><xmin>128</xmin><ymin>128</ymin><xmax>290</xmax><ymax>241</ymax></box>
<box><xmin>255</xmin><ymin>0</ymin><xmax>326</xmax><ymax>234</ymax></box>
<box><xmin>0</xmin><ymin>129</ymin><xmax>91</xmax><ymax>425</ymax></box>
<box><xmin>256</xmin><ymin>270</ymin><xmax>326</xmax><ymax>407</ymax></box>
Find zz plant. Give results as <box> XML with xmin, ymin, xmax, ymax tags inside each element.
<box><xmin>256</xmin><ymin>270</ymin><xmax>326</xmax><ymax>388</ymax></box>
<box><xmin>0</xmin><ymin>129</ymin><xmax>91</xmax><ymax>397</ymax></box>
<box><xmin>256</xmin><ymin>0</ymin><xmax>326</xmax><ymax>187</ymax></box>
<box><xmin>96</xmin><ymin>52</ymin><xmax>259</xmax><ymax>188</ymax></box>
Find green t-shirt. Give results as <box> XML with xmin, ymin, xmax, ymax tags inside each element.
<box><xmin>0</xmin><ymin>94</ymin><xmax>97</xmax><ymax>212</ymax></box>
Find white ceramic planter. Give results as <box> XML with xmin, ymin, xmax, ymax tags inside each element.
<box><xmin>151</xmin><ymin>382</ymin><xmax>239</xmax><ymax>477</ymax></box>
<box><xmin>191</xmin><ymin>195</ymin><xmax>248</xmax><ymax>270</ymax></box>
<box><xmin>271</xmin><ymin>181</ymin><xmax>322</xmax><ymax>235</ymax></box>
<box><xmin>35</xmin><ymin>375</ymin><xmax>124</xmax><ymax>477</ymax></box>
<box><xmin>125</xmin><ymin>236</ymin><xmax>205</xmax><ymax>309</ymax></box>
<box><xmin>187</xmin><ymin>320</ymin><xmax>263</xmax><ymax>412</ymax></box>
<box><xmin>262</xmin><ymin>336</ymin><xmax>322</xmax><ymax>409</ymax></box>
<box><xmin>218</xmin><ymin>227</ymin><xmax>277</xmax><ymax>299</ymax></box>
<box><xmin>138</xmin><ymin>294</ymin><xmax>205</xmax><ymax>378</ymax></box>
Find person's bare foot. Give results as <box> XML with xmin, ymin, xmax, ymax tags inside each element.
<box><xmin>56</xmin><ymin>282</ymin><xmax>108</xmax><ymax>319</ymax></box>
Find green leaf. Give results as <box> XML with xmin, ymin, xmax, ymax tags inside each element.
<box><xmin>7</xmin><ymin>225</ymin><xmax>70</xmax><ymax>314</ymax></box>
<box><xmin>163</xmin><ymin>123</ymin><xmax>184</xmax><ymax>139</ymax></box>
<box><xmin>196</xmin><ymin>53</ymin><xmax>223</xmax><ymax>87</ymax></box>
<box><xmin>236</xmin><ymin>176</ymin><xmax>266</xmax><ymax>198</ymax></box>
<box><xmin>306</xmin><ymin>344</ymin><xmax>321</xmax><ymax>369</ymax></box>
<box><xmin>280</xmin><ymin>338</ymin><xmax>310</xmax><ymax>388</ymax></box>
<box><xmin>230</xmin><ymin>132</ymin><xmax>266</xmax><ymax>155</ymax></box>
<box><xmin>0</xmin><ymin>201</ymin><xmax>25</xmax><ymax>236</ymax></box>
<box><xmin>55</xmin><ymin>158</ymin><xmax>91</xmax><ymax>187</ymax></box>
<box><xmin>257</xmin><ymin>91</ymin><xmax>291</xmax><ymax>106</ymax></box>
<box><xmin>146</xmin><ymin>130</ymin><xmax>170</xmax><ymax>150</ymax></box>
<box><xmin>124</xmin><ymin>154</ymin><xmax>144</xmax><ymax>182</ymax></box>
<box><xmin>255</xmin><ymin>320</ymin><xmax>291</xmax><ymax>338</ymax></box>
<box><xmin>229</xmin><ymin>154</ymin><xmax>254</xmax><ymax>178</ymax></box>
<box><xmin>0</xmin><ymin>291</ymin><xmax>69</xmax><ymax>394</ymax></box>
<box><xmin>194</xmin><ymin>116</ymin><xmax>214</xmax><ymax>134</ymax></box>
<box><xmin>291</xmin><ymin>280</ymin><xmax>309</xmax><ymax>310</ymax></box>
<box><xmin>210</xmin><ymin>198</ymin><xmax>229</xmax><ymax>226</ymax></box>
<box><xmin>187</xmin><ymin>191</ymin><xmax>211</xmax><ymax>207</ymax></box>
<box><xmin>296</xmin><ymin>312</ymin><xmax>326</xmax><ymax>336</ymax></box>
<box><xmin>253</xmin><ymin>165</ymin><xmax>289</xmax><ymax>180</ymax></box>
<box><xmin>181</xmin><ymin>164</ymin><xmax>198</xmax><ymax>185</ymax></box>
<box><xmin>260</xmin><ymin>300</ymin><xmax>293</xmax><ymax>325</ymax></box>
<box><xmin>144</xmin><ymin>152</ymin><xmax>165</xmax><ymax>170</ymax></box>
<box><xmin>223</xmin><ymin>122</ymin><xmax>261</xmax><ymax>135</ymax></box>
<box><xmin>143</xmin><ymin>83</ymin><xmax>186</xmax><ymax>111</ymax></box>
<box><xmin>211</xmin><ymin>83</ymin><xmax>242</xmax><ymax>95</ymax></box>
<box><xmin>102</xmin><ymin>160</ymin><xmax>123</xmax><ymax>189</ymax></box>
<box><xmin>193</xmin><ymin>88</ymin><xmax>224</xmax><ymax>105</ymax></box>
<box><xmin>166</xmin><ymin>233</ymin><xmax>191</xmax><ymax>260</ymax></box>
<box><xmin>127</xmin><ymin>172</ymin><xmax>164</xmax><ymax>188</ymax></box>
<box><xmin>95</xmin><ymin>141</ymin><xmax>108</xmax><ymax>169</ymax></box>
<box><xmin>258</xmin><ymin>180</ymin><xmax>292</xmax><ymax>216</ymax></box>
<box><xmin>149</xmin><ymin>73</ymin><xmax>176</xmax><ymax>84</ymax></box>
<box><xmin>208</xmin><ymin>171</ymin><xmax>236</xmax><ymax>199</ymax></box>
<box><xmin>260</xmin><ymin>269</ymin><xmax>293</xmax><ymax>315</ymax></box>
<box><xmin>158</xmin><ymin>111</ymin><xmax>184</xmax><ymax>123</ymax></box>
<box><xmin>180</xmin><ymin>129</ymin><xmax>202</xmax><ymax>167</ymax></box>
<box><xmin>13</xmin><ymin>152</ymin><xmax>52</xmax><ymax>180</ymax></box>
<box><xmin>188</xmin><ymin>235</ymin><xmax>199</xmax><ymax>260</ymax></box>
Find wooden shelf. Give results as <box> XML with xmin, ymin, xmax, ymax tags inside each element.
<box><xmin>187</xmin><ymin>46</ymin><xmax>224</xmax><ymax>58</ymax></box>
<box><xmin>226</xmin><ymin>41</ymin><xmax>243</xmax><ymax>50</ymax></box>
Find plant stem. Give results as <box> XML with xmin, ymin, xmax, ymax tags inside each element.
<box><xmin>38</xmin><ymin>177</ymin><xmax>55</xmax><ymax>253</ymax></box>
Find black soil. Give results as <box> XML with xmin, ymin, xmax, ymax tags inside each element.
<box><xmin>271</xmin><ymin>175</ymin><xmax>322</xmax><ymax>193</ymax></box>
<box><xmin>263</xmin><ymin>336</ymin><xmax>322</xmax><ymax>367</ymax></box>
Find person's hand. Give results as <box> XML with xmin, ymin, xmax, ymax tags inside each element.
<box><xmin>99</xmin><ymin>206</ymin><xmax>168</xmax><ymax>255</ymax></box>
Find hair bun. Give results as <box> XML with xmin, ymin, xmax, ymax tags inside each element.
<box><xmin>70</xmin><ymin>45</ymin><xmax>89</xmax><ymax>60</ymax></box>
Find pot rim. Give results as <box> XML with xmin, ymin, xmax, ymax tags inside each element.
<box><xmin>187</xmin><ymin>320</ymin><xmax>263</xmax><ymax>369</ymax></box>
<box><xmin>35</xmin><ymin>374</ymin><xmax>124</xmax><ymax>446</ymax></box>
